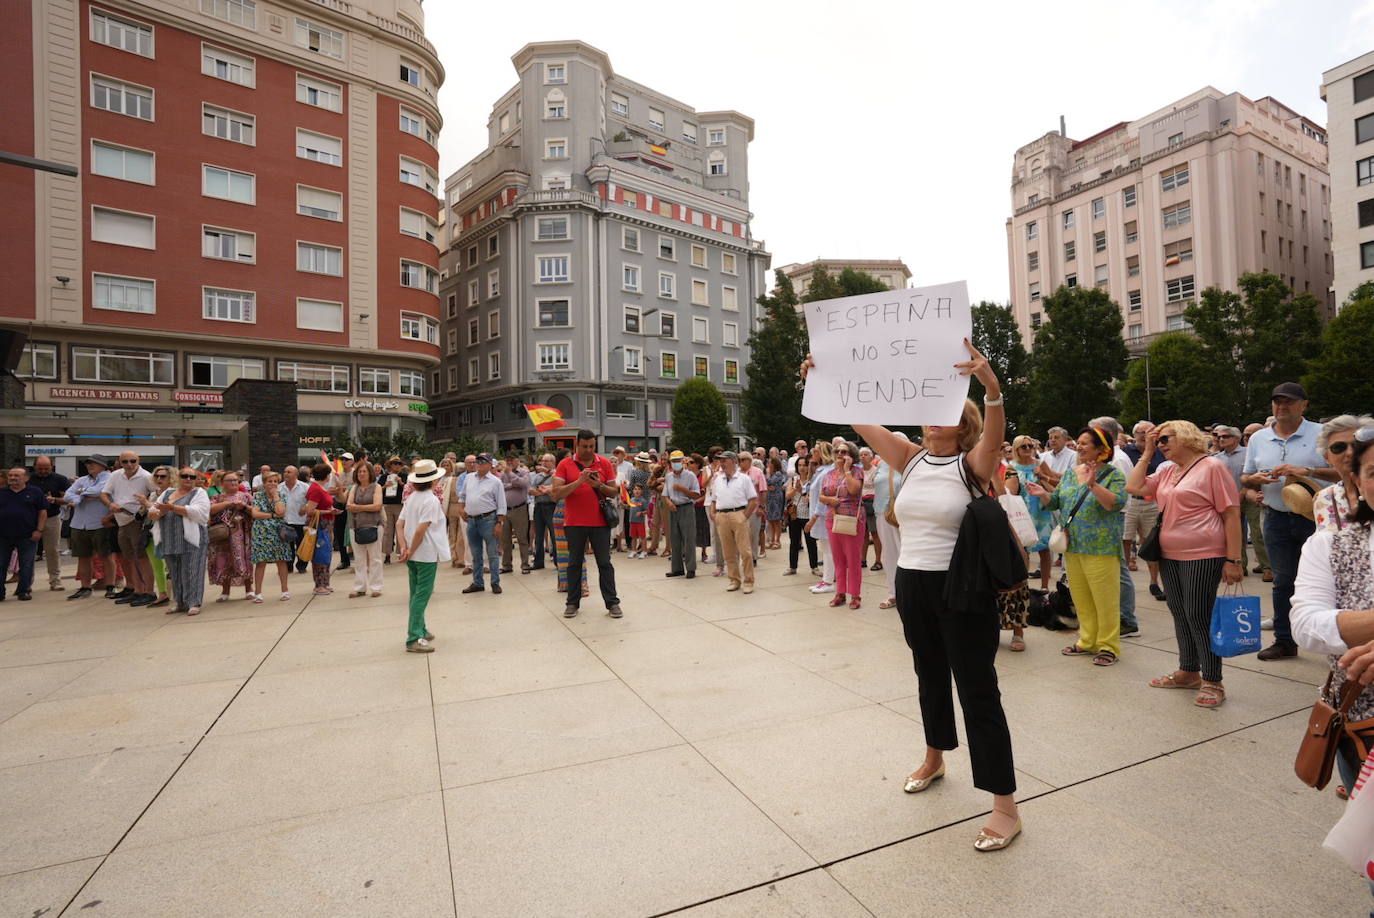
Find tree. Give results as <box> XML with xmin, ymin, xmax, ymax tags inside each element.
<box><xmin>670</xmin><ymin>378</ymin><xmax>732</xmax><ymax>455</ymax></box>
<box><xmin>741</xmin><ymin>272</ymin><xmax>811</xmax><ymax>449</ymax></box>
<box><xmin>968</xmin><ymin>301</ymin><xmax>1031</xmax><ymax>434</ymax></box>
<box><xmin>1303</xmin><ymin>283</ymin><xmax>1374</xmax><ymax>419</ymax></box>
<box><xmin>1183</xmin><ymin>272</ymin><xmax>1323</xmax><ymax>423</ymax></box>
<box><xmin>1119</xmin><ymin>333</ymin><xmax>1215</xmax><ymax>426</ymax></box>
<box><xmin>430</xmin><ymin>432</ymin><xmax>492</xmax><ymax>460</ymax></box>
<box><xmin>1024</xmin><ymin>285</ymin><xmax>1128</xmax><ymax>435</ymax></box>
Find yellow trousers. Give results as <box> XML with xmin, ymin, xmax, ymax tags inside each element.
<box><xmin>1066</xmin><ymin>552</ymin><xmax>1121</xmax><ymax>657</ymax></box>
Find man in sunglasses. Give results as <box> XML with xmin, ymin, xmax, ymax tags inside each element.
<box><xmin>1242</xmin><ymin>382</ymin><xmax>1339</xmax><ymax>660</ymax></box>
<box><xmin>99</xmin><ymin>451</ymin><xmax>157</xmax><ymax>607</ymax></box>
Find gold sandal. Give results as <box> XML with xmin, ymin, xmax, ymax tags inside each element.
<box><xmin>1195</xmin><ymin>682</ymin><xmax>1225</xmax><ymax>708</ymax></box>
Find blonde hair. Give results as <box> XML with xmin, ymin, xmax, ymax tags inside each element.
<box><xmin>1158</xmin><ymin>420</ymin><xmax>1209</xmax><ymax>454</ymax></box>
<box><xmin>813</xmin><ymin>442</ymin><xmax>833</xmax><ymax>464</ymax></box>
<box><xmin>1011</xmin><ymin>435</ymin><xmax>1037</xmax><ymax>455</ymax></box>
<box><xmin>922</xmin><ymin>398</ymin><xmax>983</xmax><ymax>453</ymax></box>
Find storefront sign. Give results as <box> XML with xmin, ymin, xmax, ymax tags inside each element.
<box><xmin>299</xmin><ymin>436</ymin><xmax>334</xmax><ymax>445</ymax></box>
<box><xmin>649</xmin><ymin>421</ymin><xmax>672</xmax><ymax>429</ymax></box>
<box><xmin>409</xmin><ymin>402</ymin><xmax>428</xmax><ymax>414</ymax></box>
<box><xmin>174</xmin><ymin>391</ymin><xmax>224</xmax><ymax>404</ymax></box>
<box><xmin>50</xmin><ymin>387</ymin><xmax>161</xmax><ymax>402</ymax></box>
<box><xmin>27</xmin><ymin>447</ymin><xmax>68</xmax><ymax>455</ymax></box>
<box><xmin>343</xmin><ymin>398</ymin><xmax>400</xmax><ymax>411</ymax></box>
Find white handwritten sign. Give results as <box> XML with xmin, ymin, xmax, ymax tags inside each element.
<box><xmin>802</xmin><ymin>280</ymin><xmax>972</xmax><ymax>426</ymax></box>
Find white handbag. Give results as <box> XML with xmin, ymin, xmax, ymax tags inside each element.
<box><xmin>998</xmin><ymin>493</ymin><xmax>1040</xmax><ymax>548</ymax></box>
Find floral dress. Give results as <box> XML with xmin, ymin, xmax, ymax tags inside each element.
<box><xmin>250</xmin><ymin>488</ymin><xmax>293</xmax><ymax>563</ymax></box>
<box><xmin>765</xmin><ymin>471</ymin><xmax>788</xmax><ymax>522</ymax></box>
<box><xmin>208</xmin><ymin>490</ymin><xmax>253</xmax><ymax>587</ymax></box>
<box><xmin>1011</xmin><ymin>461</ymin><xmax>1053</xmax><ymax>552</ymax></box>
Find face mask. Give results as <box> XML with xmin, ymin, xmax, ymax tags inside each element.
<box><xmin>671</xmin><ymin>461</ymin><xmax>683</xmax><ymax>471</ymax></box>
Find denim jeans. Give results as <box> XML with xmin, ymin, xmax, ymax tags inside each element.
<box><xmin>565</xmin><ymin>524</ymin><xmax>618</xmax><ymax>610</ymax></box>
<box><xmin>532</xmin><ymin>502</ymin><xmax>556</xmax><ymax>567</ymax></box>
<box><xmin>0</xmin><ymin>536</ymin><xmax>37</xmax><ymax>597</ymax></box>
<box><xmin>466</xmin><ymin>514</ymin><xmax>501</xmax><ymax>587</ymax></box>
<box><xmin>1119</xmin><ymin>550</ymin><xmax>1138</xmax><ymax>630</ymax></box>
<box><xmin>1263</xmin><ymin>509</ymin><xmax>1314</xmax><ymax>646</ymax></box>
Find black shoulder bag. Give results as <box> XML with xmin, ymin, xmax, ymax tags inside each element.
<box><xmin>575</xmin><ymin>460</ymin><xmax>619</xmax><ymax>528</ymax></box>
<box><xmin>1136</xmin><ymin>459</ymin><xmax>1203</xmax><ymax>563</ymax></box>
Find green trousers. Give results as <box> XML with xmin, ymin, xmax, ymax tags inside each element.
<box><xmin>146</xmin><ymin>540</ymin><xmax>167</xmax><ymax>596</ymax></box>
<box><xmin>406</xmin><ymin>560</ymin><xmax>436</xmax><ymax>645</ymax></box>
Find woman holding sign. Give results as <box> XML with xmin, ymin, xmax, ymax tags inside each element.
<box><xmin>801</xmin><ymin>340</ymin><xmax>1022</xmax><ymax>852</ymax></box>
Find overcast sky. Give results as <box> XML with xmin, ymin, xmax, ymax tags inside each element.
<box><xmin>426</xmin><ymin>0</ymin><xmax>1373</xmax><ymax>305</ymax></box>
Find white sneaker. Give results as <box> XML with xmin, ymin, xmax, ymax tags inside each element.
<box><xmin>1261</xmin><ymin>617</ymin><xmax>1274</xmax><ymax>630</ymax></box>
<box><xmin>809</xmin><ymin>581</ymin><xmax>834</xmax><ymax>594</ymax></box>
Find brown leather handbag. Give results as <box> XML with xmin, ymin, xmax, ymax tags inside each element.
<box><xmin>1296</xmin><ymin>673</ymin><xmax>1368</xmax><ymax>790</ymax></box>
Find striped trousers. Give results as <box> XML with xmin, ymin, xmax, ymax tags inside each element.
<box><xmin>1159</xmin><ymin>557</ymin><xmax>1226</xmax><ymax>682</ymax></box>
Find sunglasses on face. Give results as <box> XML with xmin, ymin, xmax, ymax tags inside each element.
<box><xmin>180</xmin><ymin>473</ymin><xmax>198</xmax><ymax>480</ymax></box>
<box><xmin>1156</xmin><ymin>435</ymin><xmax>1172</xmax><ymax>444</ymax></box>
<box><xmin>121</xmin><ymin>459</ymin><xmax>139</xmax><ymax>465</ymax></box>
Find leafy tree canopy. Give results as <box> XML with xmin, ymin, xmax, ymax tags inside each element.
<box><xmin>671</xmin><ymin>378</ymin><xmax>732</xmax><ymax>455</ymax></box>
<box><xmin>1024</xmin><ymin>285</ymin><xmax>1128</xmax><ymax>435</ymax></box>
<box><xmin>1303</xmin><ymin>283</ymin><xmax>1374</xmax><ymax>420</ymax></box>
<box><xmin>969</xmin><ymin>301</ymin><xmax>1031</xmax><ymax>436</ymax></box>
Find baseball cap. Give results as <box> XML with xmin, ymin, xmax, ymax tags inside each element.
<box><xmin>475</xmin><ymin>453</ymin><xmax>494</xmax><ymax>464</ymax></box>
<box><xmin>669</xmin><ymin>450</ymin><xmax>685</xmax><ymax>460</ymax></box>
<box><xmin>340</xmin><ymin>452</ymin><xmax>354</xmax><ymax>460</ymax></box>
<box><xmin>720</xmin><ymin>450</ymin><xmax>738</xmax><ymax>460</ymax></box>
<box><xmin>1271</xmin><ymin>382</ymin><xmax>1307</xmax><ymax>400</ymax></box>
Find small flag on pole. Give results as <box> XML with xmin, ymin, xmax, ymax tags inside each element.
<box><xmin>524</xmin><ymin>403</ymin><xmax>565</xmax><ymax>431</ymax></box>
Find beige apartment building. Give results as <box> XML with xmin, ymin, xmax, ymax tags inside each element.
<box><xmin>776</xmin><ymin>259</ymin><xmax>912</xmax><ymax>296</ymax></box>
<box><xmin>1005</xmin><ymin>87</ymin><xmax>1333</xmax><ymax>350</ymax></box>
<box><xmin>1321</xmin><ymin>51</ymin><xmax>1374</xmax><ymax>308</ymax></box>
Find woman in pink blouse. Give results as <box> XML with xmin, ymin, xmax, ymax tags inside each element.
<box><xmin>818</xmin><ymin>440</ymin><xmax>865</xmax><ymax>609</ymax></box>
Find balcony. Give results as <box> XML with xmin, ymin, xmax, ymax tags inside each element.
<box><xmin>515</xmin><ymin>189</ymin><xmax>602</xmax><ymax>209</ymax></box>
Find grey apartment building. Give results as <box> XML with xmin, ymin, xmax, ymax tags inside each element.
<box><xmin>431</xmin><ymin>40</ymin><xmax>770</xmax><ymax>453</ymax></box>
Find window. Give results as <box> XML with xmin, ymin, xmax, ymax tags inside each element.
<box><xmin>297</xmin><ymin>242</ymin><xmax>342</xmax><ymax>275</ymax></box>
<box><xmin>297</xmin><ymin>185</ymin><xmax>341</xmax><ymax>220</ymax></box>
<box><xmin>296</xmin><ymin>129</ymin><xmax>342</xmax><ymax>166</ymax></box>
<box><xmin>1064</xmin><ymin>241</ymin><xmax>1076</xmax><ymax>262</ymax></box>
<box><xmin>1027</xmin><ymin>251</ymin><xmax>1039</xmax><ymax>272</ymax></box>
<box><xmin>1162</xmin><ymin>201</ymin><xmax>1191</xmax><ymax>228</ymax></box>
<box><xmin>201</xmin><ymin>0</ymin><xmax>255</xmax><ymax>28</ymax></box>
<box><xmin>1128</xmin><ymin>289</ymin><xmax>1142</xmax><ymax>311</ymax></box>
<box><xmin>1165</xmin><ymin>275</ymin><xmax>1195</xmax><ymax>303</ymax></box>
<box><xmin>400</xmin><ymin>60</ymin><xmax>422</xmax><ymax>87</ymax></box>
<box><xmin>538</xmin><ymin>299</ymin><xmax>569</xmax><ymax>327</ymax></box>
<box><xmin>467</xmin><ymin>359</ymin><xmax>480</xmax><ymax>385</ymax></box>
<box><xmin>721</xmin><ymin>286</ymin><xmax>738</xmax><ymax>311</ymax></box>
<box><xmin>296</xmin><ymin>74</ymin><xmax>342</xmax><ymax>111</ymax></box>
<box><xmin>1030</xmin><ymin>312</ymin><xmax>1041</xmax><ymax>328</ymax></box>
<box><xmin>488</xmin><ymin>352</ymin><xmax>501</xmax><ymax>381</ymax></box>
<box><xmin>1028</xmin><ymin>282</ymin><xmax>1041</xmax><ymax>302</ymax></box>
<box><xmin>203</xmin><ymin>226</ymin><xmax>254</xmax><ymax>262</ymax></box>
<box><xmin>17</xmin><ymin>343</ymin><xmax>58</xmax><ymax>380</ymax></box>
<box><xmin>399</xmin><ymin>208</ymin><xmax>437</xmax><ymax>243</ymax></box>
<box><xmin>537</xmin><ymin>256</ymin><xmax>569</xmax><ymax>284</ymax></box>
<box><xmin>1163</xmin><ymin>238</ymin><xmax>1193</xmax><ymax>265</ymax></box>
<box><xmin>1124</xmin><ymin>220</ymin><xmax>1138</xmax><ymax>244</ymax></box>
<box><xmin>201</xmin><ymin>45</ymin><xmax>254</xmax><ymax>86</ymax></box>
<box><xmin>691</xmin><ymin>279</ymin><xmax>708</xmax><ymax>306</ymax></box>
<box><xmin>399</xmin><ymin>371</ymin><xmax>423</xmax><ymax>397</ymax></box>
<box><xmin>93</xmin><ymin>274</ymin><xmax>154</xmax><ymax>313</ymax></box>
<box><xmin>659</xmin><ymin>272</ymin><xmax>675</xmax><ymax>299</ymax></box>
<box><xmin>545</xmin><ymin>138</ymin><xmax>567</xmax><ymax>159</ymax></box>
<box><xmin>199</xmin><ymin>286</ymin><xmax>253</xmax><ymax>323</ymax></box>
<box><xmin>1360</xmin><ymin>156</ymin><xmax>1374</xmax><ymax>187</ymax></box>
<box><xmin>708</xmin><ymin>128</ymin><xmax>724</xmax><ymax>146</ymax></box>
<box><xmin>1026</xmin><ymin>221</ymin><xmax>1038</xmax><ymax>240</ymax></box>
<box><xmin>91</xmin><ymin>141</ymin><xmax>153</xmax><ymax>183</ymax></box>
<box><xmin>1093</xmin><ymin>231</ymin><xmax>1106</xmax><ymax>253</ymax></box>
<box><xmin>725</xmin><ymin>360</ymin><xmax>739</xmax><ymax>385</ymax></box>
<box><xmin>1168</xmin><ymin>132</ymin><xmax>1183</xmax><ymax>146</ymax></box>
<box><xmin>202</xmin><ymin>104</ymin><xmax>254</xmax><ymax>144</ymax></box>
<box><xmin>622</xmin><ymin>265</ymin><xmax>640</xmax><ymax>292</ymax></box>
<box><xmin>73</xmin><ymin>347</ymin><xmax>172</xmax><ymax>384</ymax></box>
<box><xmin>1160</xmin><ymin>164</ymin><xmax>1190</xmax><ymax>191</ymax></box>
<box><xmin>1362</xmin><ymin>241</ymin><xmax>1374</xmax><ymax>270</ymax></box>
<box><xmin>622</xmin><ymin>227</ymin><xmax>640</xmax><ymax>251</ymax></box>
<box><xmin>467</xmin><ymin>280</ymin><xmax>479</xmax><ymax>307</ymax></box>
<box><xmin>400</xmin><ymin>260</ymin><xmax>437</xmax><ymax>292</ymax></box>
<box><xmin>658</xmin><ymin>236</ymin><xmax>676</xmax><ymax>260</ymax></box>
<box><xmin>1166</xmin><ymin>315</ymin><xmax>1192</xmax><ymax>331</ymax></box>
<box><xmin>296</xmin><ymin>298</ymin><xmax>343</xmax><ymax>332</ymax></box>
<box><xmin>721</xmin><ymin>252</ymin><xmax>737</xmax><ymax>275</ymax></box>
<box><xmin>188</xmin><ymin>354</ymin><xmax>262</xmax><ymax>388</ymax></box>
<box><xmin>1065</xmin><ymin>274</ymin><xmax>1077</xmax><ymax>288</ymax></box>
<box><xmin>692</xmin><ymin>315</ymin><xmax>709</xmax><ymax>343</ymax></box>
<box><xmin>537</xmin><ymin>216</ymin><xmax>568</xmax><ymax>240</ymax></box>
<box><xmin>487</xmin><ymin>310</ymin><xmax>500</xmax><ymax>339</ymax></box>
<box><xmin>691</xmin><ymin>244</ymin><xmax>707</xmax><ymax>268</ymax></box>
<box><xmin>1359</xmin><ymin>199</ymin><xmax>1374</xmax><ymax>228</ymax></box>
<box><xmin>648</xmin><ymin>107</ymin><xmax>665</xmax><ymax>132</ymax></box>
<box><xmin>545</xmin><ymin>62</ymin><xmax>566</xmax><ymax>83</ymax></box>
<box><xmin>539</xmin><ymin>343</ymin><xmax>570</xmax><ymax>370</ymax></box>
<box><xmin>1091</xmin><ymin>198</ymin><xmax>1104</xmax><ymax>220</ymax></box>
<box><xmin>660</xmin><ymin>351</ymin><xmax>677</xmax><ymax>378</ymax></box>
<box><xmin>623</xmin><ymin>346</ymin><xmax>643</xmax><ymax>375</ymax></box>
<box><xmin>694</xmin><ymin>356</ymin><xmax>709</xmax><ymax>379</ymax></box>
<box><xmin>708</xmin><ymin>152</ymin><xmax>726</xmax><ymax>176</ymax></box>
<box><xmin>605</xmin><ymin>397</ymin><xmax>635</xmax><ymax>418</ymax></box>
<box><xmin>399</xmin><ymin>107</ymin><xmax>430</xmax><ymax>140</ymax></box>
<box><xmin>279</xmin><ymin>361</ymin><xmax>348</xmax><ymax>391</ymax></box>
<box><xmin>546</xmin><ymin>96</ymin><xmax>566</xmax><ymax>118</ymax></box>
<box><xmin>1127</xmin><ymin>254</ymin><xmax>1140</xmax><ymax>277</ymax></box>
<box><xmin>1123</xmin><ymin>186</ymin><xmax>1137</xmax><ymax>208</ymax></box>
<box><xmin>659</xmin><ymin>313</ymin><xmax>676</xmax><ymax>338</ymax></box>
<box><xmin>91</xmin><ymin>207</ymin><xmax>154</xmax><ymax>248</ymax></box>
<box><xmin>487</xmin><ymin>270</ymin><xmax>500</xmax><ymax>299</ymax></box>
<box><xmin>203</xmin><ymin>165</ymin><xmax>254</xmax><ymax>203</ymax></box>
<box><xmin>296</xmin><ymin>18</ymin><xmax>343</xmax><ymax>58</ymax></box>
<box><xmin>620</xmin><ymin>304</ymin><xmax>642</xmax><ymax>334</ymax></box>
<box><xmin>400</xmin><ymin>314</ymin><xmax>423</xmax><ymax>340</ymax></box>
<box><xmin>465</xmin><ymin>317</ymin><xmax>479</xmax><ymax>345</ymax></box>
<box><xmin>466</xmin><ymin>245</ymin><xmax>478</xmax><ymax>268</ymax></box>
<box><xmin>723</xmin><ymin>322</ymin><xmax>738</xmax><ymax>347</ymax></box>
<box><xmin>1062</xmin><ymin>209</ymin><xmax>1074</xmax><ymax>229</ymax></box>
<box><xmin>400</xmin><ymin>157</ymin><xmax>437</xmax><ymax>193</ymax></box>
<box><xmin>1129</xmin><ymin>323</ymin><xmax>1142</xmax><ymax>342</ymax></box>
<box><xmin>1094</xmin><ymin>264</ymin><xmax>1108</xmax><ymax>287</ymax></box>
<box><xmin>487</xmin><ymin>235</ymin><xmax>500</xmax><ymax>258</ymax></box>
<box><xmin>90</xmin><ymin>75</ymin><xmax>152</xmax><ymax>120</ymax></box>
<box><xmin>682</xmin><ymin>122</ymin><xmax>697</xmax><ymax>144</ymax></box>
<box><xmin>610</xmin><ymin>92</ymin><xmax>628</xmax><ymax>116</ymax></box>
<box><xmin>360</xmin><ymin>368</ymin><xmax>392</xmax><ymax>394</ymax></box>
<box><xmin>445</xmin><ymin>327</ymin><xmax>458</xmax><ymax>355</ymax></box>
<box><xmin>92</xmin><ymin>9</ymin><xmax>153</xmax><ymax>56</ymax></box>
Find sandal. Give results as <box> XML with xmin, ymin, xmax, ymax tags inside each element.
<box><xmin>1009</xmin><ymin>636</ymin><xmax>1026</xmax><ymax>652</ymax></box>
<box><xmin>1061</xmin><ymin>644</ymin><xmax>1092</xmax><ymax>656</ymax></box>
<box><xmin>870</xmin><ymin>562</ymin><xmax>883</xmax><ymax>572</ymax></box>
<box><xmin>187</xmin><ymin>606</ymin><xmax>201</xmax><ymax>616</ymax></box>
<box><xmin>829</xmin><ymin>594</ymin><xmax>847</xmax><ymax>607</ymax></box>
<box><xmin>879</xmin><ymin>598</ymin><xmax>897</xmax><ymax>609</ymax></box>
<box><xmin>1195</xmin><ymin>682</ymin><xmax>1225</xmax><ymax>708</ymax></box>
<box><xmin>1149</xmin><ymin>671</ymin><xmax>1202</xmax><ymax>689</ymax></box>
<box><xmin>848</xmin><ymin>597</ymin><xmax>861</xmax><ymax>610</ymax></box>
<box><xmin>1092</xmin><ymin>650</ymin><xmax>1118</xmax><ymax>666</ymax></box>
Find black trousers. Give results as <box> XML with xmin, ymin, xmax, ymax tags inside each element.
<box><xmin>288</xmin><ymin>523</ymin><xmax>308</xmax><ymax>573</ymax></box>
<box><xmin>894</xmin><ymin>567</ymin><xmax>1016</xmax><ymax>795</ymax></box>
<box><xmin>333</xmin><ymin>512</ymin><xmax>351</xmax><ymax>567</ymax></box>
<box><xmin>532</xmin><ymin>503</ymin><xmax>556</xmax><ymax>568</ymax></box>
<box><xmin>787</xmin><ymin>518</ymin><xmax>818</xmax><ymax>571</ymax></box>
<box><xmin>565</xmin><ymin>524</ymin><xmax>619</xmax><ymax>610</ymax></box>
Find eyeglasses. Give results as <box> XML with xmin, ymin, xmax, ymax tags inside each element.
<box><xmin>154</xmin><ymin>474</ymin><xmax>168</xmax><ymax>479</ymax></box>
<box><xmin>835</xmin><ymin>450</ymin><xmax>851</xmax><ymax>456</ymax></box>
<box><xmin>1156</xmin><ymin>435</ymin><xmax>1171</xmax><ymax>444</ymax></box>
<box><xmin>180</xmin><ymin>474</ymin><xmax>198</xmax><ymax>480</ymax></box>
<box><xmin>120</xmin><ymin>459</ymin><xmax>139</xmax><ymax>465</ymax></box>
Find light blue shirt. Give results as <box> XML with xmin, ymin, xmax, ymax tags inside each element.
<box><xmin>1241</xmin><ymin>419</ymin><xmax>1329</xmax><ymax>511</ymax></box>
<box><xmin>870</xmin><ymin>462</ymin><xmax>903</xmax><ymax>516</ymax></box>
<box><xmin>63</xmin><ymin>471</ymin><xmax>112</xmax><ymax>530</ymax></box>
<box><xmin>462</xmin><ymin>471</ymin><xmax>507</xmax><ymax>516</ymax></box>
<box><xmin>281</xmin><ymin>479</ymin><xmax>310</xmax><ymax>525</ymax></box>
<box><xmin>808</xmin><ymin>463</ymin><xmax>833</xmax><ymax>538</ymax></box>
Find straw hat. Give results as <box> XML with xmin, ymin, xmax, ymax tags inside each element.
<box><xmin>1281</xmin><ymin>475</ymin><xmax>1326</xmax><ymax>521</ymax></box>
<box><xmin>409</xmin><ymin>459</ymin><xmax>446</xmax><ymax>483</ymax></box>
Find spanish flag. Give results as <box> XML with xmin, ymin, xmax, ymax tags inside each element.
<box><xmin>648</xmin><ymin>143</ymin><xmax>667</xmax><ymax>156</ymax></box>
<box><xmin>524</xmin><ymin>403</ymin><xmax>565</xmax><ymax>431</ymax></box>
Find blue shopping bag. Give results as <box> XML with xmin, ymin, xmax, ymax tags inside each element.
<box><xmin>1210</xmin><ymin>591</ymin><xmax>1262</xmax><ymax>657</ymax></box>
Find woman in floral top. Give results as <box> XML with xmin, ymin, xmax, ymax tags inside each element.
<box><xmin>1027</xmin><ymin>427</ymin><xmax>1127</xmax><ymax>665</ymax></box>
<box><xmin>1313</xmin><ymin>415</ymin><xmax>1372</xmax><ymax>533</ymax></box>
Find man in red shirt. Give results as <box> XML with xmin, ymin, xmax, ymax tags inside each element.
<box><xmin>551</xmin><ymin>429</ymin><xmax>623</xmax><ymax>619</ymax></box>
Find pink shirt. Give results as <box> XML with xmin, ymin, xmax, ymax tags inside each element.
<box><xmin>1139</xmin><ymin>456</ymin><xmax>1238</xmax><ymax>560</ymax></box>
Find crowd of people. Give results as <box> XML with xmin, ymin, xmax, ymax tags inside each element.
<box><xmin>9</xmin><ymin>354</ymin><xmax>1373</xmax><ymax>868</ymax></box>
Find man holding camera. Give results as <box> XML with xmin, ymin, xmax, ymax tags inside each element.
<box><xmin>551</xmin><ymin>429</ymin><xmax>622</xmax><ymax>619</ymax></box>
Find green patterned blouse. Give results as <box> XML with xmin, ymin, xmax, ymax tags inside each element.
<box><xmin>1043</xmin><ymin>466</ymin><xmax>1127</xmax><ymax>555</ymax></box>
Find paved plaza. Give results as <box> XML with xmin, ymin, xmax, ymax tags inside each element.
<box><xmin>0</xmin><ymin>555</ymin><xmax>1359</xmax><ymax>917</ymax></box>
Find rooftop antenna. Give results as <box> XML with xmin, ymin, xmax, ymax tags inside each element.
<box><xmin>1060</xmin><ymin>115</ymin><xmax>1066</xmax><ymax>137</ymax></box>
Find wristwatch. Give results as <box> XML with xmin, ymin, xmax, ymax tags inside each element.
<box><xmin>1225</xmin><ymin>558</ymin><xmax>1241</xmax><ymax>565</ymax></box>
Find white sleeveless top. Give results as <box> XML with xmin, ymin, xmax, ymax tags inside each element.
<box><xmin>894</xmin><ymin>452</ymin><xmax>969</xmax><ymax>572</ymax></box>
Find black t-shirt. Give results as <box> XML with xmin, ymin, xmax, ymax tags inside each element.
<box><xmin>0</xmin><ymin>486</ymin><xmax>49</xmax><ymax>538</ymax></box>
<box><xmin>29</xmin><ymin>472</ymin><xmax>71</xmax><ymax>502</ymax></box>
<box><xmin>381</xmin><ymin>472</ymin><xmax>407</xmax><ymax>505</ymax></box>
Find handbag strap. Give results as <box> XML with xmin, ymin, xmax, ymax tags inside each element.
<box><xmin>1064</xmin><ymin>468</ymin><xmax>1111</xmax><ymax>525</ymax></box>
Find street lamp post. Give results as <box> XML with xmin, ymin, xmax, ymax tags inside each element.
<box><xmin>1126</xmin><ymin>353</ymin><xmax>1166</xmax><ymax>420</ymax></box>
<box><xmin>614</xmin><ymin>306</ymin><xmax>659</xmax><ymax>450</ymax></box>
